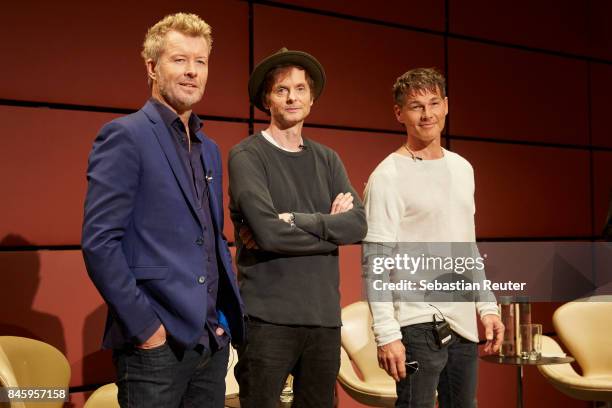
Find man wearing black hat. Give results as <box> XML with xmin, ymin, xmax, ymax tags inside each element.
<box><xmin>228</xmin><ymin>48</ymin><xmax>367</xmax><ymax>407</ymax></box>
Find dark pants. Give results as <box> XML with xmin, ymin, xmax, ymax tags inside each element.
<box><xmin>235</xmin><ymin>320</ymin><xmax>340</xmax><ymax>408</ymax></box>
<box><xmin>396</xmin><ymin>323</ymin><xmax>478</xmax><ymax>408</ymax></box>
<box><xmin>113</xmin><ymin>342</ymin><xmax>229</xmax><ymax>408</ymax></box>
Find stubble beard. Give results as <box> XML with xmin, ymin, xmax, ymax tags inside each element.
<box><xmin>157</xmin><ymin>77</ymin><xmax>204</xmax><ymax>113</ymax></box>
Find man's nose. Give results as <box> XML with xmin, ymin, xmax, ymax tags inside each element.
<box><xmin>286</xmin><ymin>88</ymin><xmax>296</xmax><ymax>102</ymax></box>
<box><xmin>185</xmin><ymin>61</ymin><xmax>197</xmax><ymax>77</ymax></box>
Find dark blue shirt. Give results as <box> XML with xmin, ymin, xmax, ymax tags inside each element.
<box><xmin>150</xmin><ymin>98</ymin><xmax>229</xmax><ymax>351</ymax></box>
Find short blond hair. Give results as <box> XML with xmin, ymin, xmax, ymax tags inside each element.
<box><xmin>142</xmin><ymin>12</ymin><xmax>212</xmax><ymax>63</ymax></box>
<box><xmin>393</xmin><ymin>68</ymin><xmax>446</xmax><ymax>106</ymax></box>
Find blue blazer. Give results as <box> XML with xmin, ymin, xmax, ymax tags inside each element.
<box><xmin>82</xmin><ymin>100</ymin><xmax>245</xmax><ymax>349</ymax></box>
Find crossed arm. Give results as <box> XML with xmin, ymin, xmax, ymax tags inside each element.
<box><xmin>229</xmin><ymin>149</ymin><xmax>367</xmax><ymax>254</ymax></box>
<box><xmin>240</xmin><ymin>192</ymin><xmax>356</xmax><ymax>248</ymax></box>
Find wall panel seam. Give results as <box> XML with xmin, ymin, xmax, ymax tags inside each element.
<box><xmin>245</xmin><ymin>0</ymin><xmax>612</xmax><ymax>65</ymax></box>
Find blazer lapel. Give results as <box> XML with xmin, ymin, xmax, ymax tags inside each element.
<box><xmin>143</xmin><ymin>102</ymin><xmax>202</xmax><ymax>226</ymax></box>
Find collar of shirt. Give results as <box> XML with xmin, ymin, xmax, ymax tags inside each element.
<box><xmin>261</xmin><ymin>129</ymin><xmax>303</xmax><ymax>152</ymax></box>
<box><xmin>149</xmin><ymin>97</ymin><xmax>203</xmax><ymax>143</ymax></box>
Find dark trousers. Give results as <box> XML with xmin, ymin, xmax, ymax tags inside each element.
<box><xmin>235</xmin><ymin>320</ymin><xmax>340</xmax><ymax>408</ymax></box>
<box><xmin>396</xmin><ymin>323</ymin><xmax>478</xmax><ymax>408</ymax></box>
<box><xmin>113</xmin><ymin>342</ymin><xmax>229</xmax><ymax>408</ymax></box>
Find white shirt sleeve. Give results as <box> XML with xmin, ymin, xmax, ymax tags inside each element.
<box><xmin>362</xmin><ymin>169</ymin><xmax>404</xmax><ymax>346</ymax></box>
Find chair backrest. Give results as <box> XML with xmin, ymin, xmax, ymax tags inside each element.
<box><xmin>0</xmin><ymin>345</ymin><xmax>25</xmax><ymax>408</ymax></box>
<box><xmin>225</xmin><ymin>344</ymin><xmax>239</xmax><ymax>396</ymax></box>
<box><xmin>341</xmin><ymin>301</ymin><xmax>393</xmax><ymax>383</ymax></box>
<box><xmin>0</xmin><ymin>336</ymin><xmax>70</xmax><ymax>408</ymax></box>
<box><xmin>83</xmin><ymin>383</ymin><xmax>119</xmax><ymax>408</ymax></box>
<box><xmin>0</xmin><ymin>344</ymin><xmax>19</xmax><ymax>387</ymax></box>
<box><xmin>553</xmin><ymin>296</ymin><xmax>612</xmax><ymax>378</ymax></box>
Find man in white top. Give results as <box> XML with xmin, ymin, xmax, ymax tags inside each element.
<box><xmin>362</xmin><ymin>68</ymin><xmax>504</xmax><ymax>408</ymax></box>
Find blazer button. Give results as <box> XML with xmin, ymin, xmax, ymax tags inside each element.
<box><xmin>198</xmin><ymin>276</ymin><xmax>206</xmax><ymax>284</ymax></box>
<box><xmin>196</xmin><ymin>237</ymin><xmax>204</xmax><ymax>245</ymax></box>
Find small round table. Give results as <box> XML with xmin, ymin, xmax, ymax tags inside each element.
<box><xmin>481</xmin><ymin>355</ymin><xmax>575</xmax><ymax>408</ymax></box>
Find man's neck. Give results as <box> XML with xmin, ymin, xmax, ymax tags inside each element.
<box><xmin>151</xmin><ymin>95</ymin><xmax>192</xmax><ymax>132</ymax></box>
<box><xmin>177</xmin><ymin>111</ymin><xmax>192</xmax><ymax>132</ymax></box>
<box><xmin>151</xmin><ymin>95</ymin><xmax>193</xmax><ymax>151</ymax></box>
<box><xmin>398</xmin><ymin>136</ymin><xmax>444</xmax><ymax>160</ymax></box>
<box><xmin>265</xmin><ymin>121</ymin><xmax>304</xmax><ymax>152</ymax></box>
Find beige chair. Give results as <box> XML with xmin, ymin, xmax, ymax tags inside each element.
<box><xmin>224</xmin><ymin>345</ymin><xmax>240</xmax><ymax>407</ymax></box>
<box><xmin>338</xmin><ymin>301</ymin><xmax>396</xmax><ymax>407</ymax></box>
<box><xmin>84</xmin><ymin>344</ymin><xmax>240</xmax><ymax>408</ymax></box>
<box><xmin>538</xmin><ymin>296</ymin><xmax>612</xmax><ymax>403</ymax></box>
<box><xmin>0</xmin><ymin>336</ymin><xmax>70</xmax><ymax>408</ymax></box>
<box><xmin>83</xmin><ymin>383</ymin><xmax>118</xmax><ymax>408</ymax></box>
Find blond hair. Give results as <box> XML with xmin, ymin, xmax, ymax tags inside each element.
<box><xmin>142</xmin><ymin>12</ymin><xmax>212</xmax><ymax>63</ymax></box>
<box><xmin>393</xmin><ymin>68</ymin><xmax>446</xmax><ymax>106</ymax></box>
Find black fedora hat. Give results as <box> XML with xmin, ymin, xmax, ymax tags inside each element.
<box><xmin>248</xmin><ymin>47</ymin><xmax>326</xmax><ymax>113</ymax></box>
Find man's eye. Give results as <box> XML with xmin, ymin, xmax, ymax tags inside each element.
<box><xmin>175</xmin><ymin>58</ymin><xmax>185</xmax><ymax>63</ymax></box>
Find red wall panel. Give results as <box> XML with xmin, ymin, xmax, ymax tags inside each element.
<box><xmin>338</xmin><ymin>245</ymin><xmax>364</xmax><ymax>308</ymax></box>
<box><xmin>274</xmin><ymin>0</ymin><xmax>445</xmax><ymax>31</ymax></box>
<box><xmin>593</xmin><ymin>151</ymin><xmax>612</xmax><ymax>236</ymax></box>
<box><xmin>590</xmin><ymin>63</ymin><xmax>612</xmax><ymax>148</ymax></box>
<box><xmin>253</xmin><ymin>5</ymin><xmax>445</xmax><ymax>131</ymax></box>
<box><xmin>0</xmin><ymin>106</ymin><xmax>247</xmax><ymax>247</ymax></box>
<box><xmin>0</xmin><ymin>106</ymin><xmax>118</xmax><ymax>246</ymax></box>
<box><xmin>449</xmin><ymin>0</ymin><xmax>612</xmax><ymax>61</ymax></box>
<box><xmin>0</xmin><ymin>0</ymin><xmax>249</xmax><ymax>119</ymax></box>
<box><xmin>0</xmin><ymin>250</ymin><xmax>111</xmax><ymax>388</ymax></box>
<box><xmin>584</xmin><ymin>0</ymin><xmax>612</xmax><ymax>61</ymax></box>
<box><xmin>448</xmin><ymin>40</ymin><xmax>588</xmax><ymax>146</ymax></box>
<box><xmin>306</xmin><ymin>130</ymin><xmax>406</xmax><ymax>196</ymax></box>
<box><xmin>452</xmin><ymin>141</ymin><xmax>591</xmax><ymax>238</ymax></box>
<box><xmin>449</xmin><ymin>0</ymin><xmax>590</xmax><ymax>57</ymax></box>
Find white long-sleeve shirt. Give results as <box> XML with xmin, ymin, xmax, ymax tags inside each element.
<box><xmin>363</xmin><ymin>149</ymin><xmax>499</xmax><ymax>346</ymax></box>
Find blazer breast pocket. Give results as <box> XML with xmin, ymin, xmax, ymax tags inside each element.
<box><xmin>130</xmin><ymin>266</ymin><xmax>168</xmax><ymax>280</ymax></box>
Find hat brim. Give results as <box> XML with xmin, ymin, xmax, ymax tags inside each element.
<box><xmin>249</xmin><ymin>49</ymin><xmax>326</xmax><ymax>113</ymax></box>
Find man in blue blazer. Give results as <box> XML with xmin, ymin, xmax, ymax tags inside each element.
<box><xmin>82</xmin><ymin>13</ymin><xmax>244</xmax><ymax>408</ymax></box>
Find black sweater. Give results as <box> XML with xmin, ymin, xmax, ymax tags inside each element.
<box><xmin>228</xmin><ymin>133</ymin><xmax>367</xmax><ymax>326</ymax></box>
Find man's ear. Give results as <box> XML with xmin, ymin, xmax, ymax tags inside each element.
<box><xmin>146</xmin><ymin>59</ymin><xmax>157</xmax><ymax>82</ymax></box>
<box><xmin>393</xmin><ymin>104</ymin><xmax>403</xmax><ymax>123</ymax></box>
